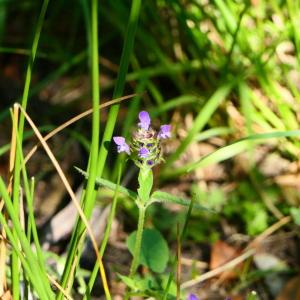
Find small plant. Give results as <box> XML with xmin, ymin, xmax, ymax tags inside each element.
<box><xmin>113</xmin><ymin>111</ymin><xmax>172</xmax><ymax>277</ymax></box>
<box><xmin>77</xmin><ymin>111</ymin><xmax>205</xmax><ymax>298</ymax></box>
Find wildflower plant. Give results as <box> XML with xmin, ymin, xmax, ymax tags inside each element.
<box><xmin>113</xmin><ymin>111</ymin><xmax>172</xmax><ymax>275</ymax></box>
<box><xmin>76</xmin><ymin>110</ymin><xmax>206</xmax><ymax>298</ymax></box>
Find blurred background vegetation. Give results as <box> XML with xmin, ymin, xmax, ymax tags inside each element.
<box><xmin>1</xmin><ymin>0</ymin><xmax>300</xmax><ymax>299</ymax></box>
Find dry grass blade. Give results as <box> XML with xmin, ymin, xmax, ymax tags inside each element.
<box><xmin>15</xmin><ymin>103</ymin><xmax>111</xmax><ymax>298</ymax></box>
<box><xmin>0</xmin><ymin>234</ymin><xmax>11</xmax><ymax>246</ymax></box>
<box><xmin>0</xmin><ymin>230</ymin><xmax>7</xmax><ymax>296</ymax></box>
<box><xmin>181</xmin><ymin>249</ymin><xmax>255</xmax><ymax>289</ymax></box>
<box><xmin>248</xmin><ymin>215</ymin><xmax>291</xmax><ymax>248</ymax></box>
<box><xmin>24</xmin><ymin>93</ymin><xmax>136</xmax><ymax>163</ymax></box>
<box><xmin>181</xmin><ymin>215</ymin><xmax>291</xmax><ymax>289</ymax></box>
<box><xmin>0</xmin><ymin>228</ymin><xmax>11</xmax><ymax>296</ymax></box>
<box><xmin>176</xmin><ymin>223</ymin><xmax>181</xmax><ymax>300</ymax></box>
<box><xmin>9</xmin><ymin>106</ymin><xmax>19</xmax><ymax>176</ymax></box>
<box><xmin>47</xmin><ymin>274</ymin><xmax>74</xmax><ymax>300</ymax></box>
<box><xmin>0</xmin><ymin>106</ymin><xmax>19</xmax><ymax>213</ymax></box>
<box><xmin>0</xmin><ymin>233</ymin><xmax>70</xmax><ymax>300</ymax></box>
<box><xmin>0</xmin><ymin>106</ymin><xmax>19</xmax><ymax>296</ymax></box>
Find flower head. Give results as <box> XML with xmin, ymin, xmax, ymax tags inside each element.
<box><xmin>113</xmin><ymin>136</ymin><xmax>130</xmax><ymax>154</ymax></box>
<box><xmin>158</xmin><ymin>124</ymin><xmax>171</xmax><ymax>139</ymax></box>
<box><xmin>138</xmin><ymin>111</ymin><xmax>151</xmax><ymax>130</ymax></box>
<box><xmin>113</xmin><ymin>110</ymin><xmax>171</xmax><ymax>168</ymax></box>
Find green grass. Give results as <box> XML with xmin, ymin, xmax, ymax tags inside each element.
<box><xmin>1</xmin><ymin>0</ymin><xmax>300</xmax><ymax>299</ymax></box>
<box><xmin>11</xmin><ymin>0</ymin><xmax>49</xmax><ymax>297</ymax></box>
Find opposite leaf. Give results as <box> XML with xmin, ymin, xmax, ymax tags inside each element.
<box><xmin>127</xmin><ymin>228</ymin><xmax>169</xmax><ymax>273</ymax></box>
<box><xmin>117</xmin><ymin>273</ymin><xmax>159</xmax><ymax>294</ymax></box>
<box><xmin>75</xmin><ymin>166</ymin><xmax>138</xmax><ymax>200</ymax></box>
<box><xmin>117</xmin><ymin>274</ymin><xmax>138</xmax><ymax>291</ymax></box>
<box><xmin>149</xmin><ymin>190</ymin><xmax>212</xmax><ymax>212</ymax></box>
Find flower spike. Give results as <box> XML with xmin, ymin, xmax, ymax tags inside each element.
<box><xmin>113</xmin><ymin>136</ymin><xmax>130</xmax><ymax>154</ymax></box>
<box><xmin>113</xmin><ymin>110</ymin><xmax>171</xmax><ymax>168</ymax></box>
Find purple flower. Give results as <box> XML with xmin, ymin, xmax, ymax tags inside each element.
<box><xmin>187</xmin><ymin>294</ymin><xmax>199</xmax><ymax>300</ymax></box>
<box><xmin>158</xmin><ymin>124</ymin><xmax>171</xmax><ymax>139</ymax></box>
<box><xmin>138</xmin><ymin>147</ymin><xmax>149</xmax><ymax>158</ymax></box>
<box><xmin>113</xmin><ymin>136</ymin><xmax>130</xmax><ymax>154</ymax></box>
<box><xmin>138</xmin><ymin>111</ymin><xmax>151</xmax><ymax>130</ymax></box>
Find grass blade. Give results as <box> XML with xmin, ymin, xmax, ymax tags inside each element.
<box><xmin>11</xmin><ymin>0</ymin><xmax>49</xmax><ymax>297</ymax></box>
<box><xmin>164</xmin><ymin>82</ymin><xmax>233</xmax><ymax>167</ymax></box>
<box><xmin>162</xmin><ymin>130</ymin><xmax>300</xmax><ymax>178</ymax></box>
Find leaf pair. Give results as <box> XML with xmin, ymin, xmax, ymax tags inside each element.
<box><xmin>75</xmin><ymin>166</ymin><xmax>210</xmax><ymax>211</ymax></box>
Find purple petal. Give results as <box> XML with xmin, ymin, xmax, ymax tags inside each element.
<box><xmin>138</xmin><ymin>147</ymin><xmax>149</xmax><ymax>158</ymax></box>
<box><xmin>138</xmin><ymin>111</ymin><xmax>151</xmax><ymax>130</ymax></box>
<box><xmin>187</xmin><ymin>294</ymin><xmax>199</xmax><ymax>300</ymax></box>
<box><xmin>113</xmin><ymin>136</ymin><xmax>130</xmax><ymax>154</ymax></box>
<box><xmin>113</xmin><ymin>136</ymin><xmax>126</xmax><ymax>146</ymax></box>
<box><xmin>158</xmin><ymin>124</ymin><xmax>171</xmax><ymax>139</ymax></box>
<box><xmin>118</xmin><ymin>143</ymin><xmax>130</xmax><ymax>155</ymax></box>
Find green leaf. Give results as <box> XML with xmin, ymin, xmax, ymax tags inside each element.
<box><xmin>165</xmin><ymin>82</ymin><xmax>233</xmax><ymax>166</ymax></box>
<box><xmin>187</xmin><ymin>130</ymin><xmax>300</xmax><ymax>173</ymax></box>
<box><xmin>191</xmin><ymin>185</ymin><xmax>226</xmax><ymax>212</ymax></box>
<box><xmin>163</xmin><ymin>130</ymin><xmax>300</xmax><ymax>178</ymax></box>
<box><xmin>290</xmin><ymin>207</ymin><xmax>300</xmax><ymax>226</ymax></box>
<box><xmin>149</xmin><ymin>190</ymin><xmax>212</xmax><ymax>212</ymax></box>
<box><xmin>244</xmin><ymin>202</ymin><xmax>268</xmax><ymax>236</ymax></box>
<box><xmin>117</xmin><ymin>274</ymin><xmax>138</xmax><ymax>291</ymax></box>
<box><xmin>75</xmin><ymin>166</ymin><xmax>138</xmax><ymax>200</ymax></box>
<box><xmin>127</xmin><ymin>228</ymin><xmax>169</xmax><ymax>273</ymax></box>
<box><xmin>118</xmin><ymin>273</ymin><xmax>160</xmax><ymax>293</ymax></box>
<box><xmin>137</xmin><ymin>168</ymin><xmax>153</xmax><ymax>203</ymax></box>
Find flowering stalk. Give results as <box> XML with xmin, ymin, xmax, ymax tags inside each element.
<box><xmin>113</xmin><ymin>111</ymin><xmax>171</xmax><ymax>277</ymax></box>
<box><xmin>137</xmin><ymin>167</ymin><xmax>153</xmax><ymax>203</ymax></box>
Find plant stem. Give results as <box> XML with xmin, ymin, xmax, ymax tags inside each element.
<box><xmin>129</xmin><ymin>205</ymin><xmax>146</xmax><ymax>278</ymax></box>
<box><xmin>162</xmin><ymin>195</ymin><xmax>194</xmax><ymax>300</ymax></box>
